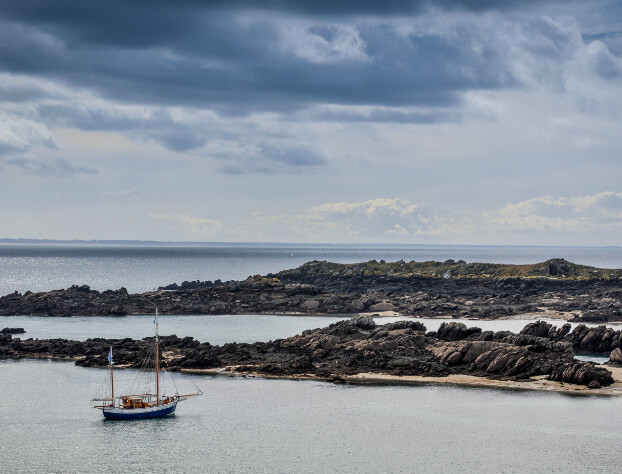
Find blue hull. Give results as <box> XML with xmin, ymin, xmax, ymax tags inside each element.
<box><xmin>103</xmin><ymin>403</ymin><xmax>177</xmax><ymax>420</ymax></box>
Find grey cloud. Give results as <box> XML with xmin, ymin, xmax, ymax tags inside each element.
<box><xmin>36</xmin><ymin>103</ymin><xmax>212</xmax><ymax>152</ymax></box>
<box><xmin>302</xmin><ymin>106</ymin><xmax>461</xmax><ymax>123</ymax></box>
<box><xmin>587</xmin><ymin>192</ymin><xmax>622</xmax><ymax>209</ymax></box>
<box><xmin>258</xmin><ymin>143</ymin><xmax>327</xmax><ymax>166</ymax></box>
<box><xmin>583</xmin><ymin>30</ymin><xmax>622</xmax><ymax>55</ymax></box>
<box><xmin>105</xmin><ymin>188</ymin><xmax>147</xmax><ymax>201</ymax></box>
<box><xmin>156</xmin><ymin>131</ymin><xmax>208</xmax><ymax>152</ymax></box>
<box><xmin>585</xmin><ymin>41</ymin><xmax>622</xmax><ymax>78</ymax></box>
<box><xmin>0</xmin><ymin>83</ymin><xmax>55</xmax><ymax>104</ymax></box>
<box><xmin>217</xmin><ymin>142</ymin><xmax>327</xmax><ymax>174</ymax></box>
<box><xmin>0</xmin><ymin>114</ymin><xmax>57</xmax><ymax>156</ymax></box>
<box><xmin>1</xmin><ymin>156</ymin><xmax>98</xmax><ymax>178</ymax></box>
<box><xmin>36</xmin><ymin>104</ymin><xmax>163</xmax><ymax>131</ymax></box>
<box><xmin>0</xmin><ymin>142</ymin><xmax>24</xmax><ymax>156</ymax></box>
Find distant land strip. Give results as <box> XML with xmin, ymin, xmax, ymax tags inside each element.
<box><xmin>1</xmin><ymin>259</ymin><xmax>621</xmax><ymax>322</ymax></box>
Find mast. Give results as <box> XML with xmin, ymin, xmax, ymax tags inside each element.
<box><xmin>109</xmin><ymin>346</ymin><xmax>114</xmax><ymax>403</ymax></box>
<box><xmin>155</xmin><ymin>308</ymin><xmax>159</xmax><ymax>405</ymax></box>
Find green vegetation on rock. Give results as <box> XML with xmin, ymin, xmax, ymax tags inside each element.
<box><xmin>278</xmin><ymin>258</ymin><xmax>622</xmax><ymax>280</ymax></box>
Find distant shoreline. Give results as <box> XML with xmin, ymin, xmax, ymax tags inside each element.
<box><xmin>1</xmin><ymin>238</ymin><xmax>620</xmax><ymax>249</ymax></box>
<box><xmin>1</xmin><ymin>258</ymin><xmax>621</xmax><ymax>324</ymax></box>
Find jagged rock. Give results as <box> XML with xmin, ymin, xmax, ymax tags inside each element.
<box><xmin>347</xmin><ymin>314</ymin><xmax>376</xmax><ymax>330</ymax></box>
<box><xmin>588</xmin><ymin>380</ymin><xmax>601</xmax><ymax>389</ymax></box>
<box><xmin>108</xmin><ymin>305</ymin><xmax>127</xmax><ymax>316</ymax></box>
<box><xmin>610</xmin><ymin>347</ymin><xmax>622</xmax><ymax>364</ymax></box>
<box><xmin>369</xmin><ymin>301</ymin><xmax>395</xmax><ymax>312</ymax></box>
<box><xmin>549</xmin><ymin>361</ymin><xmax>613</xmax><ymax>387</ymax></box>
<box><xmin>301</xmin><ymin>299</ymin><xmax>321</xmax><ymax>311</ymax></box>
<box><xmin>383</xmin><ymin>320</ymin><xmax>426</xmax><ymax>332</ymax></box>
<box><xmin>519</xmin><ymin>322</ymin><xmax>622</xmax><ymax>356</ymax></box>
<box><xmin>1</xmin><ymin>319</ymin><xmax>614</xmax><ymax>388</ymax></box>
<box><xmin>435</xmin><ymin>322</ymin><xmax>482</xmax><ymax>341</ymax></box>
<box><xmin>1</xmin><ymin>258</ymin><xmax>621</xmax><ymax>322</ymax></box>
<box><xmin>349</xmin><ymin>299</ymin><xmax>366</xmax><ymax>311</ymax></box>
<box><xmin>547</xmin><ymin>259</ymin><xmax>572</xmax><ymax>277</ymax></box>
<box><xmin>521</xmin><ymin>321</ymin><xmax>552</xmax><ymax>338</ymax></box>
<box><xmin>0</xmin><ymin>327</ymin><xmax>25</xmax><ymax>335</ymax></box>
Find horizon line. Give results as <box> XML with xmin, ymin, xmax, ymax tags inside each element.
<box><xmin>0</xmin><ymin>238</ymin><xmax>620</xmax><ymax>249</ymax></box>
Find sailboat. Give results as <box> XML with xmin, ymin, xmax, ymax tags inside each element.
<box><xmin>91</xmin><ymin>309</ymin><xmax>201</xmax><ymax>420</ymax></box>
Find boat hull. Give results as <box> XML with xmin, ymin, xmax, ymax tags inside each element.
<box><xmin>102</xmin><ymin>400</ymin><xmax>178</xmax><ymax>420</ymax></box>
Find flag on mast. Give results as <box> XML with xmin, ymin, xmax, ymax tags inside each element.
<box><xmin>108</xmin><ymin>346</ymin><xmax>113</xmax><ymax>363</ymax></box>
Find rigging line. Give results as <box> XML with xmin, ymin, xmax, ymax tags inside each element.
<box><xmin>127</xmin><ymin>338</ymin><xmax>157</xmax><ymax>396</ymax></box>
<box><xmin>93</xmin><ymin>370</ymin><xmax>112</xmax><ymax>400</ymax></box>
<box><xmin>159</xmin><ymin>337</ymin><xmax>201</xmax><ymax>395</ymax></box>
<box><xmin>158</xmin><ymin>338</ymin><xmax>180</xmax><ymax>395</ymax></box>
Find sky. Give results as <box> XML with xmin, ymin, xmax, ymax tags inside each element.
<box><xmin>1</xmin><ymin>0</ymin><xmax>621</xmax><ymax>245</ymax></box>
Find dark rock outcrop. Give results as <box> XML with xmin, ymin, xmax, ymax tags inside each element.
<box><xmin>1</xmin><ymin>259</ymin><xmax>621</xmax><ymax>322</ymax></box>
<box><xmin>0</xmin><ymin>319</ymin><xmax>614</xmax><ymax>388</ymax></box>
<box><xmin>609</xmin><ymin>347</ymin><xmax>622</xmax><ymax>365</ymax></box>
<box><xmin>520</xmin><ymin>321</ymin><xmax>622</xmax><ymax>354</ymax></box>
<box><xmin>0</xmin><ymin>327</ymin><xmax>25</xmax><ymax>335</ymax></box>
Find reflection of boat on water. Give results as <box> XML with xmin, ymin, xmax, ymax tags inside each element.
<box><xmin>91</xmin><ymin>309</ymin><xmax>201</xmax><ymax>420</ymax></box>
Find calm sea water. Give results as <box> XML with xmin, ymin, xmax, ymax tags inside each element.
<box><xmin>1</xmin><ymin>242</ymin><xmax>621</xmax><ymax>297</ymax></box>
<box><xmin>2</xmin><ymin>243</ymin><xmax>621</xmax><ymax>472</ymax></box>
<box><xmin>2</xmin><ymin>314</ymin><xmax>620</xmax><ymax>345</ymax></box>
<box><xmin>1</xmin><ymin>358</ymin><xmax>620</xmax><ymax>473</ymax></box>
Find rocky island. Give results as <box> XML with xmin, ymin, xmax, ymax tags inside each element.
<box><xmin>1</xmin><ymin>258</ymin><xmax>621</xmax><ymax>323</ymax></box>
<box><xmin>1</xmin><ymin>317</ymin><xmax>621</xmax><ymax>395</ymax></box>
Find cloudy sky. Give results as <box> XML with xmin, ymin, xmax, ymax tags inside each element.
<box><xmin>1</xmin><ymin>0</ymin><xmax>621</xmax><ymax>245</ymax></box>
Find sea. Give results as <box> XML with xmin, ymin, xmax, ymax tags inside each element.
<box><xmin>1</xmin><ymin>242</ymin><xmax>622</xmax><ymax>473</ymax></box>
<box><xmin>1</xmin><ymin>242</ymin><xmax>622</xmax><ymax>297</ymax></box>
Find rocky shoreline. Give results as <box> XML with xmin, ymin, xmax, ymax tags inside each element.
<box><xmin>1</xmin><ymin>258</ymin><xmax>621</xmax><ymax>323</ymax></box>
<box><xmin>2</xmin><ymin>317</ymin><xmax>621</xmax><ymax>393</ymax></box>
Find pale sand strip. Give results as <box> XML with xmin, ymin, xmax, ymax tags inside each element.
<box><xmin>183</xmin><ymin>364</ymin><xmax>622</xmax><ymax>396</ymax></box>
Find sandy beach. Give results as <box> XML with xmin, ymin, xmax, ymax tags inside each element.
<box><xmin>183</xmin><ymin>364</ymin><xmax>622</xmax><ymax>397</ymax></box>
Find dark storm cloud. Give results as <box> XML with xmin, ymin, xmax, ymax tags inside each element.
<box><xmin>0</xmin><ymin>0</ymin><xmax>550</xmax><ymax>28</ymax></box>
<box><xmin>2</xmin><ymin>0</ymin><xmax>619</xmax><ymax>160</ymax></box>
<box><xmin>0</xmin><ymin>0</ymin><xmax>532</xmax><ymax>114</ymax></box>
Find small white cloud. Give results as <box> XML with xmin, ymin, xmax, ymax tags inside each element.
<box><xmin>385</xmin><ymin>224</ymin><xmax>410</xmax><ymax>236</ymax></box>
<box><xmin>149</xmin><ymin>213</ymin><xmax>223</xmax><ymax>235</ymax></box>
<box><xmin>490</xmin><ymin>191</ymin><xmax>622</xmax><ymax>232</ymax></box>
<box><xmin>105</xmin><ymin>188</ymin><xmax>147</xmax><ymax>201</ymax></box>
<box><xmin>249</xmin><ymin>197</ymin><xmax>457</xmax><ymax>242</ymax></box>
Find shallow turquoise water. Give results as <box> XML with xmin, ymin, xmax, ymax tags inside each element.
<box><xmin>1</xmin><ymin>359</ymin><xmax>620</xmax><ymax>473</ymax></box>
